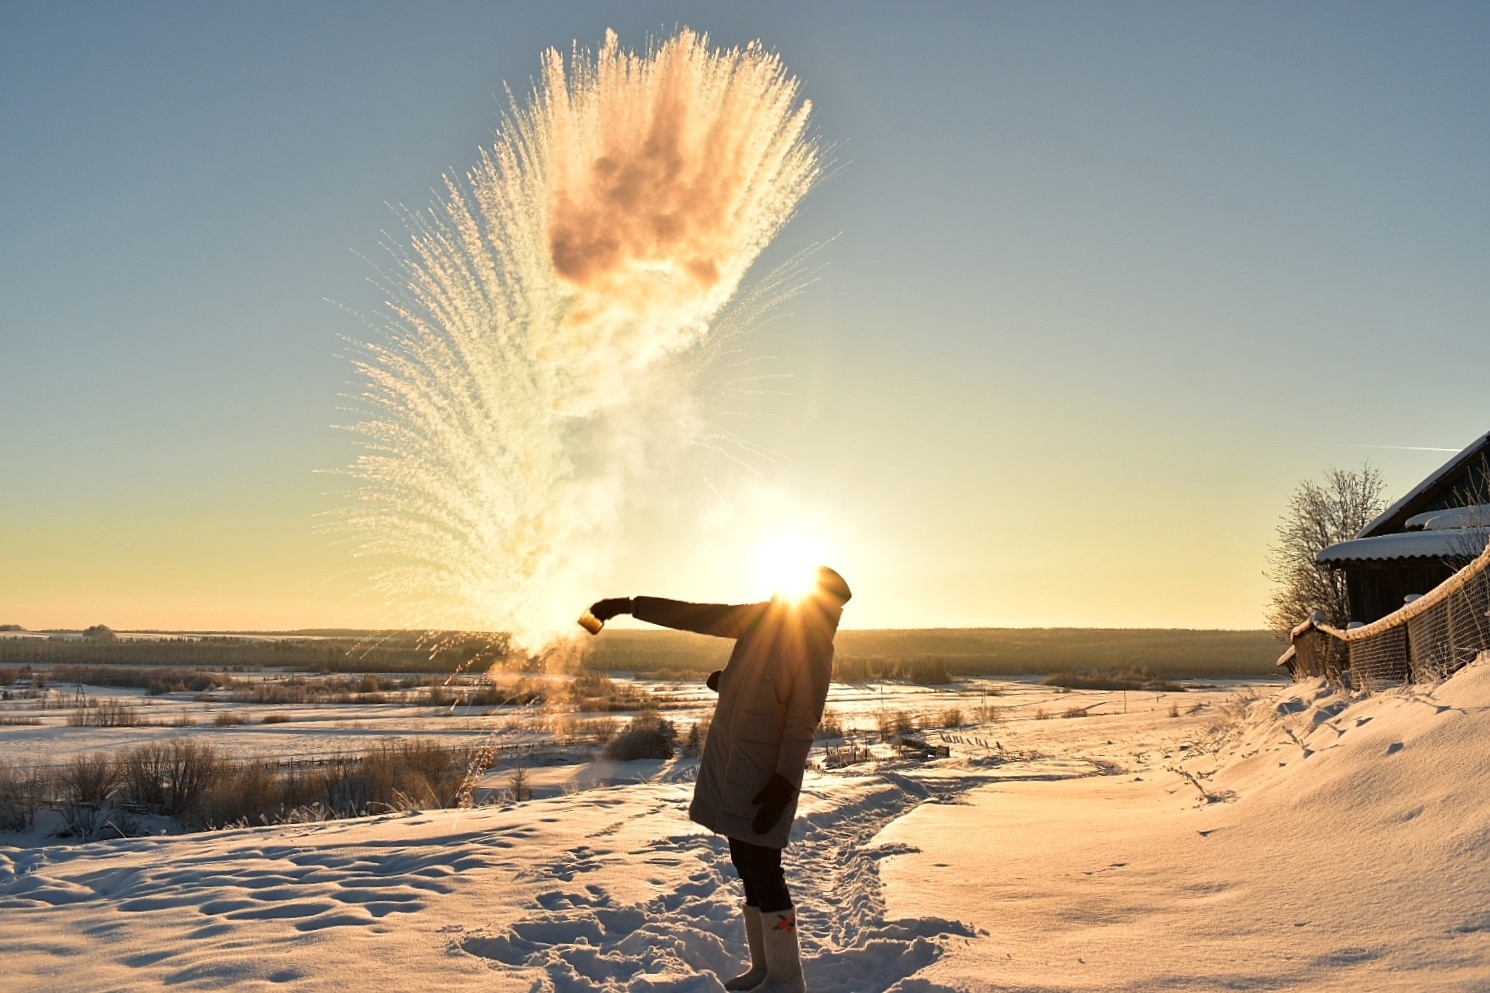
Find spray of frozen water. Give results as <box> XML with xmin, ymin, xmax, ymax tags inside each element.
<box><xmin>337</xmin><ymin>29</ymin><xmax>821</xmax><ymax>651</ymax></box>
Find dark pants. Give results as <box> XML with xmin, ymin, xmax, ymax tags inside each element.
<box><xmin>729</xmin><ymin>837</ymin><xmax>792</xmax><ymax>913</ymax></box>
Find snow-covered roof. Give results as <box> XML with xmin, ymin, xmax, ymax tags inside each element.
<box><xmin>1358</xmin><ymin>430</ymin><xmax>1490</xmax><ymax>538</ymax></box>
<box><xmin>1316</xmin><ymin>529</ymin><xmax>1488</xmax><ymax>565</ymax></box>
<box><xmin>1404</xmin><ymin>504</ymin><xmax>1490</xmax><ymax>531</ymax></box>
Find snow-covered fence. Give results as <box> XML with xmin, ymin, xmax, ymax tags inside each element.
<box><xmin>1287</xmin><ymin>541</ymin><xmax>1490</xmax><ymax>690</ymax></box>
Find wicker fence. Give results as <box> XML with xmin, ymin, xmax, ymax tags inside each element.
<box><xmin>1286</xmin><ymin>542</ymin><xmax>1490</xmax><ymax>690</ymax></box>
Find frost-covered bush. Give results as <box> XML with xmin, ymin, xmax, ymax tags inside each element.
<box><xmin>603</xmin><ymin>713</ymin><xmax>677</xmax><ymax>761</ymax></box>
<box><xmin>680</xmin><ymin>717</ymin><xmax>711</xmax><ymax>757</ymax></box>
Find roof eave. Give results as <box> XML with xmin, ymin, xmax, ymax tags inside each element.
<box><xmin>1357</xmin><ymin>430</ymin><xmax>1490</xmax><ymax>538</ymax></box>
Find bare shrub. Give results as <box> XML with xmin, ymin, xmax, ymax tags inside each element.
<box><xmin>1168</xmin><ymin>702</ymin><xmax>1181</xmax><ymax>718</ymax></box>
<box><xmin>603</xmin><ymin>712</ymin><xmax>677</xmax><ymax>761</ymax></box>
<box><xmin>1218</xmin><ymin>687</ymin><xmax>1261</xmax><ymax>724</ymax></box>
<box><xmin>58</xmin><ymin>752</ymin><xmax>121</xmax><ymax>838</ymax></box>
<box><xmin>0</xmin><ymin>761</ymin><xmax>47</xmax><ymax>832</ymax></box>
<box><xmin>261</xmin><ymin>713</ymin><xmax>291</xmax><ymax>724</ymax></box>
<box><xmin>506</xmin><ymin>761</ymin><xmax>532</xmax><ymax>803</ymax></box>
<box><xmin>163</xmin><ymin>740</ymin><xmax>222</xmax><ymax>828</ymax></box>
<box><xmin>60</xmin><ymin>752</ymin><xmax>116</xmax><ymax>806</ymax></box>
<box><xmin>205</xmin><ymin>759</ymin><xmax>282</xmax><ymax>827</ymax></box>
<box><xmin>974</xmin><ymin>703</ymin><xmax>1004</xmax><ymax>724</ymax></box>
<box><xmin>873</xmin><ymin>709</ymin><xmax>917</xmax><ymax>743</ymax></box>
<box><xmin>119</xmin><ymin>742</ymin><xmax>168</xmax><ymax>809</ymax></box>
<box><xmin>938</xmin><ymin>707</ymin><xmax>965</xmax><ymax>728</ymax></box>
<box><xmin>67</xmin><ymin>698</ymin><xmax>144</xmax><ymax>728</ymax></box>
<box><xmin>1062</xmin><ymin>706</ymin><xmax>1088</xmax><ymax>719</ymax></box>
<box><xmin>119</xmin><ymin>739</ymin><xmax>222</xmax><ymax>828</ymax></box>
<box><xmin>361</xmin><ymin>740</ymin><xmax>470</xmax><ymax>810</ymax></box>
<box><xmin>278</xmin><ymin>760</ymin><xmax>337</xmax><ymax>812</ymax></box>
<box><xmin>213</xmin><ymin>711</ymin><xmax>246</xmax><ymax>727</ymax></box>
<box><xmin>577</xmin><ymin>716</ymin><xmax>619</xmax><ymax>744</ymax></box>
<box><xmin>566</xmin><ymin>671</ymin><xmax>656</xmax><ymax>713</ymax></box>
<box><xmin>358</xmin><ymin>673</ymin><xmax>394</xmax><ymax>694</ymax></box>
<box><xmin>1034</xmin><ymin>707</ymin><xmax>1050</xmax><ymax>720</ymax></box>
<box><xmin>467</xmin><ymin>675</ymin><xmax>544</xmax><ymax>707</ymax></box>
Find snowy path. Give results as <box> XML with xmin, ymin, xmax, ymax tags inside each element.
<box><xmin>456</xmin><ymin>773</ymin><xmax>985</xmax><ymax>993</ymax></box>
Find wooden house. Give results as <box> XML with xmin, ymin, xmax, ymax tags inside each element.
<box><xmin>1315</xmin><ymin>431</ymin><xmax>1490</xmax><ymax>625</ymax></box>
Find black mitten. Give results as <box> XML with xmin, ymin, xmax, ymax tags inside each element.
<box><xmin>706</xmin><ymin>669</ymin><xmax>722</xmax><ymax>692</ymax></box>
<box><xmin>750</xmin><ymin>773</ymin><xmax>796</xmax><ymax>835</ymax></box>
<box><xmin>587</xmin><ymin>597</ymin><xmax>634</xmax><ymax>621</ymax></box>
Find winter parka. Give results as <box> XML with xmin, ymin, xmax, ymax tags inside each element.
<box><xmin>632</xmin><ymin>595</ymin><xmax>839</xmax><ymax>849</ymax></box>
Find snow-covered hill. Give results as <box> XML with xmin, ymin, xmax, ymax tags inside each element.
<box><xmin>879</xmin><ymin>663</ymin><xmax>1490</xmax><ymax>991</ymax></box>
<box><xmin>4</xmin><ymin>666</ymin><xmax>1489</xmax><ymax>992</ymax></box>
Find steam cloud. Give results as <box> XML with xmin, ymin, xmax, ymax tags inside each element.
<box><xmin>337</xmin><ymin>29</ymin><xmax>821</xmax><ymax>651</ymax></box>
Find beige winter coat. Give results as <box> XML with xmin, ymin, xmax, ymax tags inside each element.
<box><xmin>632</xmin><ymin>595</ymin><xmax>839</xmax><ymax>849</ymax></box>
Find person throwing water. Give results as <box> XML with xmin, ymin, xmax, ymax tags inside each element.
<box><xmin>584</xmin><ymin>566</ymin><xmax>851</xmax><ymax>993</ymax></box>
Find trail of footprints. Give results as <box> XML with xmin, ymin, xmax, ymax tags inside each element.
<box><xmin>459</xmin><ymin>776</ymin><xmax>982</xmax><ymax>993</ymax></box>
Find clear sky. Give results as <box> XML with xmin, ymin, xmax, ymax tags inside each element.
<box><xmin>4</xmin><ymin>1</ymin><xmax>1489</xmax><ymax>632</ymax></box>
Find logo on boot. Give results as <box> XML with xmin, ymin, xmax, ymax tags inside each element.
<box><xmin>772</xmin><ymin>915</ymin><xmax>796</xmax><ymax>932</ymax></box>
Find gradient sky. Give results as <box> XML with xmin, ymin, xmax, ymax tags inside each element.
<box><xmin>4</xmin><ymin>2</ymin><xmax>1489</xmax><ymax>632</ymax></box>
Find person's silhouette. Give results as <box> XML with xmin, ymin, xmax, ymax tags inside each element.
<box><xmin>586</xmin><ymin>566</ymin><xmax>851</xmax><ymax>993</ymax></box>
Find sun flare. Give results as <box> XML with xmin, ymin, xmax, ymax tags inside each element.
<box><xmin>755</xmin><ymin>531</ymin><xmax>825</xmax><ymax>602</ymax></box>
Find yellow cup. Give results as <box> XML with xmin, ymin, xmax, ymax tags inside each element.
<box><xmin>577</xmin><ymin>611</ymin><xmax>604</xmax><ymax>635</ymax></box>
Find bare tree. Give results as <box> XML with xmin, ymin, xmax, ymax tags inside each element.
<box><xmin>1265</xmin><ymin>464</ymin><xmax>1390</xmax><ymax>638</ymax></box>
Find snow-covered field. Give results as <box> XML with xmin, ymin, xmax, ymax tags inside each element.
<box><xmin>3</xmin><ymin>665</ymin><xmax>1488</xmax><ymax>992</ymax></box>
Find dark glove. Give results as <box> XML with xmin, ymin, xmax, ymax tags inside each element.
<box><xmin>706</xmin><ymin>669</ymin><xmax>722</xmax><ymax>692</ymax></box>
<box><xmin>588</xmin><ymin>597</ymin><xmax>634</xmax><ymax>622</ymax></box>
<box><xmin>750</xmin><ymin>773</ymin><xmax>796</xmax><ymax>835</ymax></box>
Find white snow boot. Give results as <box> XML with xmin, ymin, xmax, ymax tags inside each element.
<box><xmin>753</xmin><ymin>909</ymin><xmax>806</xmax><ymax>993</ymax></box>
<box><xmin>723</xmin><ymin>903</ymin><xmax>767</xmax><ymax>990</ymax></box>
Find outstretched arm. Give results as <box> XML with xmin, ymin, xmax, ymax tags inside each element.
<box><xmin>631</xmin><ymin>597</ymin><xmax>768</xmax><ymax>639</ymax></box>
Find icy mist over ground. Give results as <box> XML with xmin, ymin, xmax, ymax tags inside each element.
<box><xmin>6</xmin><ymin>665</ymin><xmax>1490</xmax><ymax>990</ymax></box>
<box><xmin>334</xmin><ymin>30</ymin><xmax>821</xmax><ymax>649</ymax></box>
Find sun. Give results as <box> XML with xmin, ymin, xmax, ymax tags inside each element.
<box><xmin>754</xmin><ymin>531</ymin><xmax>824</xmax><ymax>602</ymax></box>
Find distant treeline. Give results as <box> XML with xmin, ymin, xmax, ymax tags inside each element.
<box><xmin>0</xmin><ymin>633</ymin><xmax>509</xmax><ymax>674</ymax></box>
<box><xmin>590</xmin><ymin>627</ymin><xmax>1282</xmax><ymax>680</ymax></box>
<box><xmin>0</xmin><ymin>627</ymin><xmax>1284</xmax><ymax>681</ymax></box>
